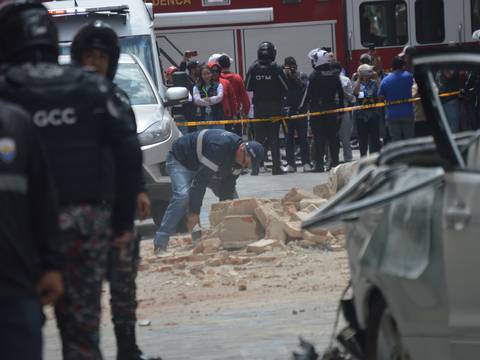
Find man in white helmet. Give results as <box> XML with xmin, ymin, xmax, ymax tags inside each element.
<box><xmin>300</xmin><ymin>48</ymin><xmax>344</xmax><ymax>172</ymax></box>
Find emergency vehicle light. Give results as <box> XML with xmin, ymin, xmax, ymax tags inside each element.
<box><xmin>48</xmin><ymin>5</ymin><xmax>129</xmax><ymax>17</ymax></box>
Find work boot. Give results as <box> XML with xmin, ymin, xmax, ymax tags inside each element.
<box><xmin>153</xmin><ymin>232</ymin><xmax>168</xmax><ymax>255</ymax></box>
<box><xmin>272</xmin><ymin>167</ymin><xmax>287</xmax><ymax>175</ymax></box>
<box><xmin>115</xmin><ymin>326</ymin><xmax>162</xmax><ymax>360</ymax></box>
<box><xmin>287</xmin><ymin>165</ymin><xmax>296</xmax><ymax>173</ymax></box>
<box><xmin>303</xmin><ymin>163</ymin><xmax>312</xmax><ymax>172</ymax></box>
<box><xmin>118</xmin><ymin>345</ymin><xmax>162</xmax><ymax>360</ymax></box>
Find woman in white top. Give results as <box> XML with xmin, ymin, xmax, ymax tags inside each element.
<box><xmin>193</xmin><ymin>65</ymin><xmax>224</xmax><ymax>130</ymax></box>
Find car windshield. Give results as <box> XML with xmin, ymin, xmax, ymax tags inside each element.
<box><xmin>114</xmin><ymin>63</ymin><xmax>158</xmax><ymax>106</ymax></box>
<box><xmin>119</xmin><ymin>35</ymin><xmax>157</xmax><ymax>87</ymax></box>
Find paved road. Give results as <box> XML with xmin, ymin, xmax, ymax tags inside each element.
<box><xmin>44</xmin><ymin>170</ymin><xmax>342</xmax><ymax>360</ymax></box>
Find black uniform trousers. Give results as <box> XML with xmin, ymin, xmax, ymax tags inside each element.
<box><xmin>311</xmin><ymin>114</ymin><xmax>340</xmax><ymax>170</ymax></box>
<box><xmin>253</xmin><ymin>105</ymin><xmax>282</xmax><ymax>172</ymax></box>
<box><xmin>355</xmin><ymin>109</ymin><xmax>381</xmax><ymax>157</ymax></box>
<box><xmin>108</xmin><ymin>235</ymin><xmax>141</xmax><ymax>357</ymax></box>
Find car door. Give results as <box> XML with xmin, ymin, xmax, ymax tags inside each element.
<box><xmin>442</xmin><ymin>170</ymin><xmax>480</xmax><ymax>357</ymax></box>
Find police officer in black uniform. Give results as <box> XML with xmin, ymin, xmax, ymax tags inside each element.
<box><xmin>245</xmin><ymin>41</ymin><xmax>289</xmax><ymax>175</ymax></box>
<box><xmin>0</xmin><ymin>2</ymin><xmax>142</xmax><ymax>359</ymax></box>
<box><xmin>71</xmin><ymin>21</ymin><xmax>160</xmax><ymax>360</ymax></box>
<box><xmin>0</xmin><ymin>98</ymin><xmax>64</xmax><ymax>360</ymax></box>
<box><xmin>301</xmin><ymin>48</ymin><xmax>344</xmax><ymax>172</ymax></box>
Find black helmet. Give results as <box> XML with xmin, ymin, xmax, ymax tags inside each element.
<box><xmin>257</xmin><ymin>41</ymin><xmax>276</xmax><ymax>63</ymax></box>
<box><xmin>0</xmin><ymin>0</ymin><xmax>58</xmax><ymax>64</ymax></box>
<box><xmin>71</xmin><ymin>20</ymin><xmax>120</xmax><ymax>80</ymax></box>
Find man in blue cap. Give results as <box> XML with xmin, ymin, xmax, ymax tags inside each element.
<box><xmin>154</xmin><ymin>129</ymin><xmax>264</xmax><ymax>254</ymax></box>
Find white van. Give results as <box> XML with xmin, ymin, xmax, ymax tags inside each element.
<box><xmin>44</xmin><ymin>0</ymin><xmax>188</xmax><ymax>224</ymax></box>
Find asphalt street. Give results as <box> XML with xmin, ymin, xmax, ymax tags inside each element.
<box><xmin>44</xmin><ymin>170</ymin><xmax>338</xmax><ymax>360</ymax></box>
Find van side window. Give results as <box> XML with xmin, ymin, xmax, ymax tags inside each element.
<box><xmin>360</xmin><ymin>1</ymin><xmax>408</xmax><ymax>48</ymax></box>
<box><xmin>415</xmin><ymin>0</ymin><xmax>445</xmax><ymax>44</ymax></box>
<box><xmin>472</xmin><ymin>0</ymin><xmax>480</xmax><ymax>34</ymax></box>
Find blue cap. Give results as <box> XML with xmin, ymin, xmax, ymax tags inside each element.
<box><xmin>245</xmin><ymin>141</ymin><xmax>264</xmax><ymax>169</ymax></box>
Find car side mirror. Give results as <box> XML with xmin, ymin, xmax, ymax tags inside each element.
<box><xmin>164</xmin><ymin>87</ymin><xmax>189</xmax><ymax>107</ymax></box>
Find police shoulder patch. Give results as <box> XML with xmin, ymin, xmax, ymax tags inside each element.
<box><xmin>0</xmin><ymin>138</ymin><xmax>16</xmax><ymax>164</ymax></box>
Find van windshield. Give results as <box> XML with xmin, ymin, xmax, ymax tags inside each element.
<box><xmin>119</xmin><ymin>35</ymin><xmax>157</xmax><ymax>87</ymax></box>
<box><xmin>59</xmin><ymin>34</ymin><xmax>158</xmax><ymax>89</ymax></box>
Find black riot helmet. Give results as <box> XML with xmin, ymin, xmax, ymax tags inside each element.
<box><xmin>0</xmin><ymin>0</ymin><xmax>59</xmax><ymax>64</ymax></box>
<box><xmin>257</xmin><ymin>41</ymin><xmax>276</xmax><ymax>64</ymax></box>
<box><xmin>71</xmin><ymin>20</ymin><xmax>120</xmax><ymax>81</ymax></box>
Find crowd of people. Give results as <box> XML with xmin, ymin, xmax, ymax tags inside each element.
<box><xmin>165</xmin><ymin>41</ymin><xmax>480</xmax><ymax>175</ymax></box>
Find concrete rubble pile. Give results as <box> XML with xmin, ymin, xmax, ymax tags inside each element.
<box><xmin>205</xmin><ymin>161</ymin><xmax>358</xmax><ymax>252</ymax></box>
<box><xmin>141</xmin><ymin>162</ymin><xmax>357</xmax><ymax>286</ymax></box>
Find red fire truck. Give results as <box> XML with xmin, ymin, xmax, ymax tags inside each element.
<box><xmin>152</xmin><ymin>0</ymin><xmax>480</xmax><ymax>77</ymax></box>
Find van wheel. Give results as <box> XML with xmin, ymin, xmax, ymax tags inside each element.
<box><xmin>150</xmin><ymin>200</ymin><xmax>188</xmax><ymax>233</ymax></box>
<box><xmin>366</xmin><ymin>296</ymin><xmax>410</xmax><ymax>360</ymax></box>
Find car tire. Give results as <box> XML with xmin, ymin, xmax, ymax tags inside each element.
<box><xmin>366</xmin><ymin>295</ymin><xmax>409</xmax><ymax>360</ymax></box>
<box><xmin>150</xmin><ymin>200</ymin><xmax>188</xmax><ymax>233</ymax></box>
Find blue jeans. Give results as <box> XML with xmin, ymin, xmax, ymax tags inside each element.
<box><xmin>154</xmin><ymin>152</ymin><xmax>195</xmax><ymax>248</ymax></box>
<box><xmin>443</xmin><ymin>98</ymin><xmax>461</xmax><ymax>133</ymax></box>
<box><xmin>0</xmin><ymin>297</ymin><xmax>43</xmax><ymax>360</ymax></box>
<box><xmin>387</xmin><ymin>117</ymin><xmax>415</xmax><ymax>142</ymax></box>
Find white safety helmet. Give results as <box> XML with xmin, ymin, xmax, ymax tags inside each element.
<box><xmin>473</xmin><ymin>29</ymin><xmax>480</xmax><ymax>41</ymax></box>
<box><xmin>308</xmin><ymin>48</ymin><xmax>330</xmax><ymax>68</ymax></box>
<box><xmin>208</xmin><ymin>53</ymin><xmax>222</xmax><ymax>63</ymax></box>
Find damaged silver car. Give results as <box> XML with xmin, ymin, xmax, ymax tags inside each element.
<box><xmin>303</xmin><ymin>46</ymin><xmax>480</xmax><ymax>360</ymax></box>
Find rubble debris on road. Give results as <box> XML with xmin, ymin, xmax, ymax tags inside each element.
<box><xmin>137</xmin><ymin>163</ymin><xmax>356</xmax><ymax>293</ymax></box>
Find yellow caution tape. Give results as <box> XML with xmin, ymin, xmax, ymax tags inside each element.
<box><xmin>176</xmin><ymin>91</ymin><xmax>460</xmax><ymax>127</ymax></box>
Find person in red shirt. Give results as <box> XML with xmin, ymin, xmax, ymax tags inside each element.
<box><xmin>164</xmin><ymin>65</ymin><xmax>177</xmax><ymax>85</ymax></box>
<box><xmin>208</xmin><ymin>62</ymin><xmax>237</xmax><ymax>125</ymax></box>
<box><xmin>218</xmin><ymin>55</ymin><xmax>251</xmax><ymax>135</ymax></box>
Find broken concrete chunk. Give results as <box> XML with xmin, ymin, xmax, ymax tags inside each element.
<box><xmin>226</xmin><ymin>198</ymin><xmax>264</xmax><ymax>216</ymax></box>
<box><xmin>218</xmin><ymin>215</ymin><xmax>263</xmax><ymax>250</ymax></box>
<box><xmin>187</xmin><ymin>253</ymin><xmax>212</xmax><ymax>262</ymax></box>
<box><xmin>254</xmin><ymin>203</ymin><xmax>277</xmax><ymax>228</ymax></box>
<box><xmin>282</xmin><ymin>221</ymin><xmax>303</xmax><ymax>239</ymax></box>
<box><xmin>313</xmin><ymin>182</ymin><xmax>336</xmax><ymax>199</ymax></box>
<box><xmin>238</xmin><ymin>281</ymin><xmax>247</xmax><ymax>291</ymax></box>
<box><xmin>224</xmin><ymin>256</ymin><xmax>251</xmax><ymax>266</ymax></box>
<box><xmin>265</xmin><ymin>216</ymin><xmax>288</xmax><ymax>243</ymax></box>
<box><xmin>328</xmin><ymin>244</ymin><xmax>345</xmax><ymax>252</ymax></box>
<box><xmin>193</xmin><ymin>238</ymin><xmax>222</xmax><ymax>254</ymax></box>
<box><xmin>307</xmin><ymin>227</ymin><xmax>329</xmax><ymax>237</ymax></box>
<box><xmin>209</xmin><ymin>201</ymin><xmax>233</xmax><ymax>227</ymax></box>
<box><xmin>290</xmin><ymin>211</ymin><xmax>311</xmax><ymax>222</ymax></box>
<box><xmin>332</xmin><ymin>161</ymin><xmax>359</xmax><ymax>190</ymax></box>
<box><xmin>296</xmin><ymin>240</ymin><xmax>318</xmax><ymax>248</ymax></box>
<box><xmin>282</xmin><ymin>187</ymin><xmax>317</xmax><ymax>204</ymax></box>
<box><xmin>211</xmin><ymin>201</ymin><xmax>232</xmax><ymax>212</ymax></box>
<box><xmin>209</xmin><ymin>210</ymin><xmax>225</xmax><ymax>228</ymax></box>
<box><xmin>303</xmin><ymin>231</ymin><xmax>329</xmax><ymax>246</ymax></box>
<box><xmin>299</xmin><ymin>198</ymin><xmax>328</xmax><ymax>210</ymax></box>
<box><xmin>283</xmin><ymin>203</ymin><xmax>299</xmax><ymax>215</ymax></box>
<box><xmin>210</xmin><ymin>198</ymin><xmax>269</xmax><ymax>227</ymax></box>
<box><xmin>303</xmin><ymin>204</ymin><xmax>320</xmax><ymax>214</ymax></box>
<box><xmin>247</xmin><ymin>239</ymin><xmax>279</xmax><ymax>254</ymax></box>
